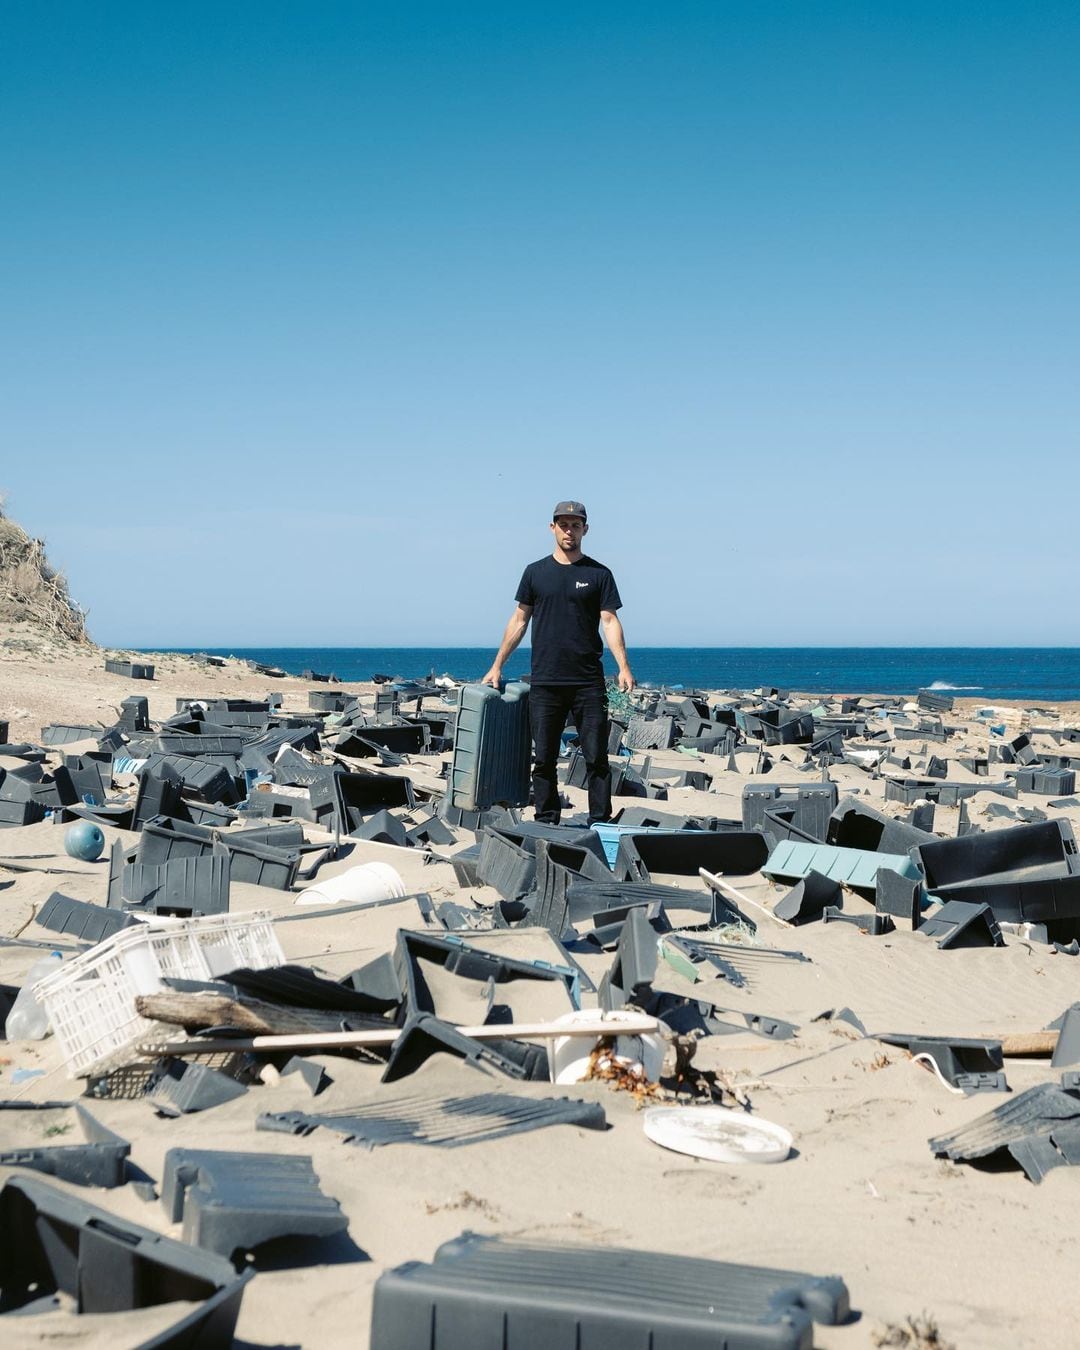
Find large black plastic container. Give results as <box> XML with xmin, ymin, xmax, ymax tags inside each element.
<box><xmin>743</xmin><ymin>783</ymin><xmax>837</xmax><ymax>840</ymax></box>
<box><xmin>370</xmin><ymin>1231</ymin><xmax>850</xmax><ymax>1350</ymax></box>
<box><xmin>915</xmin><ymin>820</ymin><xmax>1080</xmax><ymax>923</ymax></box>
<box><xmin>138</xmin><ymin>816</ymin><xmax>299</xmax><ymax>889</ymax></box>
<box><xmin>614</xmin><ymin>829</ymin><xmax>769</xmax><ymax>883</ymax></box>
<box><xmin>0</xmin><ymin>1174</ymin><xmax>250</xmax><ymax>1345</ymax></box>
<box><xmin>827</xmin><ymin>796</ymin><xmax>936</xmax><ymax>854</ymax></box>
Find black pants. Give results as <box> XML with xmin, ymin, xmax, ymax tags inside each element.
<box><xmin>529</xmin><ymin>682</ymin><xmax>611</xmax><ymax>825</ymax></box>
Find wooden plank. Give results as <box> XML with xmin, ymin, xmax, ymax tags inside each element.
<box><xmin>137</xmin><ymin>1013</ymin><xmax>664</xmax><ymax>1058</ymax></box>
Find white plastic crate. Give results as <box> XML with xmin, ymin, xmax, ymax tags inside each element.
<box><xmin>34</xmin><ymin>909</ymin><xmax>285</xmax><ymax>1078</ymax></box>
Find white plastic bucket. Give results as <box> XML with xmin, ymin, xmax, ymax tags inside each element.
<box><xmin>295</xmin><ymin>861</ymin><xmax>407</xmax><ymax>908</ymax></box>
<box><xmin>549</xmin><ymin>1008</ymin><xmax>667</xmax><ymax>1084</ymax></box>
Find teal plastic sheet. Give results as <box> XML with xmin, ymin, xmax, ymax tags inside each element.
<box><xmin>763</xmin><ymin>839</ymin><xmax>922</xmax><ymax>890</ymax></box>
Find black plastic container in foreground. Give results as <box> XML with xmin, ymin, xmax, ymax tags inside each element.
<box><xmin>370</xmin><ymin>1231</ymin><xmax>850</xmax><ymax>1350</ymax></box>
<box><xmin>614</xmin><ymin>829</ymin><xmax>769</xmax><ymax>883</ymax></box>
<box><xmin>0</xmin><ymin>1102</ymin><xmax>130</xmax><ymax>1187</ymax></box>
<box><xmin>0</xmin><ymin>1174</ymin><xmax>250</xmax><ymax>1347</ymax></box>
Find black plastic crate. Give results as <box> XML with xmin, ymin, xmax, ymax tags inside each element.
<box><xmin>0</xmin><ymin>1174</ymin><xmax>249</xmax><ymax>1339</ymax></box>
<box><xmin>614</xmin><ymin>830</ymin><xmax>769</xmax><ymax>883</ymax></box>
<box><xmin>371</xmin><ymin>1232</ymin><xmax>849</xmax><ymax>1350</ymax></box>
<box><xmin>104</xmin><ymin>658</ymin><xmax>155</xmax><ymax>680</ymax></box>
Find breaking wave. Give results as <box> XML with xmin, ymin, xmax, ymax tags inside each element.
<box><xmin>927</xmin><ymin>681</ymin><xmax>983</xmax><ymax>690</ymax></box>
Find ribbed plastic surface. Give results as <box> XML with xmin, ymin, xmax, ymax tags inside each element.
<box><xmin>370</xmin><ymin>1233</ymin><xmax>850</xmax><ymax>1350</ymax></box>
<box><xmin>743</xmin><ymin>783</ymin><xmax>838</xmax><ymax>839</ymax></box>
<box><xmin>259</xmin><ymin>1091</ymin><xmax>606</xmax><ymax>1149</ymax></box>
<box><xmin>137</xmin><ymin>816</ymin><xmax>300</xmax><ymax>890</ymax></box>
<box><xmin>450</xmin><ymin>683</ymin><xmax>531</xmax><ymax>812</ymax></box>
<box><xmin>930</xmin><ymin>1082</ymin><xmax>1080</xmax><ymax>1180</ymax></box>
<box><xmin>476</xmin><ymin>829</ymin><xmax>536</xmax><ymax>899</ymax></box>
<box><xmin>161</xmin><ymin>1149</ymin><xmax>346</xmax><ymax>1256</ymax></box>
<box><xmin>122</xmin><ymin>850</ymin><xmax>231</xmax><ymax>917</ymax></box>
<box><xmin>40</xmin><ymin>724</ymin><xmax>101</xmax><ymax>746</ymax></box>
<box><xmin>763</xmin><ymin>840</ymin><xmax>921</xmax><ymax>889</ymax></box>
<box><xmin>37</xmin><ymin>892</ymin><xmax>138</xmax><ymax>943</ymax></box>
<box><xmin>623</xmin><ymin>715</ymin><xmax>675</xmax><ymax>750</ymax></box>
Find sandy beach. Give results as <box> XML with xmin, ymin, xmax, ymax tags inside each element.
<box><xmin>3</xmin><ymin>624</ymin><xmax>1080</xmax><ymax>1349</ymax></box>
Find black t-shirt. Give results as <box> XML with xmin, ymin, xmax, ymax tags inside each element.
<box><xmin>515</xmin><ymin>554</ymin><xmax>622</xmax><ymax>685</ymax></box>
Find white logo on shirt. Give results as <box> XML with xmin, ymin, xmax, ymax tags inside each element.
<box><xmin>575</xmin><ymin>581</ymin><xmax>590</xmax><ymax>589</ymax></box>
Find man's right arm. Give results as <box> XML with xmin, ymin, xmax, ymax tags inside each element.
<box><xmin>481</xmin><ymin>604</ymin><xmax>532</xmax><ymax>687</ymax></box>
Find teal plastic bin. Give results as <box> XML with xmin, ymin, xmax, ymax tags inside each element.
<box><xmin>449</xmin><ymin>683</ymin><xmax>531</xmax><ymax>812</ymax></box>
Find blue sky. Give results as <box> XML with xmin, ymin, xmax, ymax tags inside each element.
<box><xmin>3</xmin><ymin>2</ymin><xmax>1078</xmax><ymax>647</ymax></box>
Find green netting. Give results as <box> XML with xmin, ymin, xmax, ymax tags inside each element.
<box><xmin>605</xmin><ymin>681</ymin><xmax>636</xmax><ymax>720</ymax></box>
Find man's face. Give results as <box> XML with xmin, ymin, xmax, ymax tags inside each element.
<box><xmin>551</xmin><ymin>515</ymin><xmax>587</xmax><ymax>553</ymax></box>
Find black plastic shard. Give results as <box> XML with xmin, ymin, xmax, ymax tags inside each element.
<box><xmin>774</xmin><ymin>870</ymin><xmax>841</xmax><ymax>925</ymax></box>
<box><xmin>875</xmin><ymin>868</ymin><xmax>923</xmax><ymax>928</ymax></box>
<box><xmin>929</xmin><ymin>1082</ymin><xmax>1080</xmax><ymax>1182</ymax></box>
<box><xmin>351</xmin><ymin>808</ymin><xmax>409</xmax><ymax>846</ymax></box>
<box><xmin>476</xmin><ymin>828</ymin><xmax>536</xmax><ymax>900</ymax></box>
<box><xmin>40</xmin><ymin>723</ymin><xmax>101</xmax><ymax>746</ymax></box>
<box><xmin>1050</xmin><ymin>1005</ymin><xmax>1080</xmax><ymax>1068</ymax></box>
<box><xmin>811</xmin><ymin>1007</ymin><xmax>866</xmax><ymax>1034</ymax></box>
<box><xmin>147</xmin><ymin>1060</ymin><xmax>249</xmax><ymax>1116</ymax></box>
<box><xmin>0</xmin><ymin>1102</ymin><xmax>130</xmax><ymax>1187</ymax></box>
<box><xmin>282</xmin><ymin>1057</ymin><xmax>334</xmax><ymax>1096</ymax></box>
<box><xmin>877</xmin><ymin>1034</ymin><xmax>1004</xmax><ymax>1087</ymax></box>
<box><xmin>258</xmin><ymin>1091</ymin><xmax>607</xmax><ymax>1149</ymax></box>
<box><xmin>382</xmin><ymin>1013</ymin><xmax>550</xmax><ymax>1082</ymax></box>
<box><xmin>369</xmin><ymin>1232</ymin><xmax>851</xmax><ymax>1350</ymax></box>
<box><xmin>0</xmin><ymin>1173</ymin><xmax>250</xmax><ymax>1335</ymax></box>
<box><xmin>394</xmin><ymin>931</ymin><xmax>578</xmax><ymax>1025</ymax></box>
<box><xmin>36</xmin><ymin>891</ymin><xmax>137</xmax><ymax>943</ymax></box>
<box><xmin>826</xmin><ymin>796</ymin><xmax>936</xmax><ymax>854</ymax></box>
<box><xmin>956</xmin><ymin>1072</ymin><xmax>1010</xmax><ymax>1095</ymax></box>
<box><xmin>161</xmin><ymin>1148</ymin><xmax>347</xmax><ymax>1258</ymax></box>
<box><xmin>598</xmin><ymin>906</ymin><xmax>659</xmax><ymax>1010</ymax></box>
<box><xmin>131</xmin><ymin>762</ymin><xmax>186</xmax><ymax>830</ymax></box>
<box><xmin>918</xmin><ymin>900</ymin><xmax>1004</xmax><ymax>949</ymax></box>
<box><xmin>220</xmin><ymin>962</ymin><xmax>401</xmax><ymax>1017</ymax></box>
<box><xmin>821</xmin><ymin>906</ymin><xmax>895</xmax><ymax>935</ymax></box>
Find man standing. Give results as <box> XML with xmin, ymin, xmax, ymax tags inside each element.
<box><xmin>482</xmin><ymin>501</ymin><xmax>634</xmax><ymax>825</ymax></box>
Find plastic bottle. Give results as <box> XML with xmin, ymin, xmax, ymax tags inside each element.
<box><xmin>5</xmin><ymin>952</ymin><xmax>63</xmax><ymax>1040</ymax></box>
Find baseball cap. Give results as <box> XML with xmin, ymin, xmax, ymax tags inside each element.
<box><xmin>552</xmin><ymin>500</ymin><xmax>587</xmax><ymax>522</ymax></box>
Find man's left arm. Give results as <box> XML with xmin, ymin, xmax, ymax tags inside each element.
<box><xmin>601</xmin><ymin>610</ymin><xmax>635</xmax><ymax>692</ymax></box>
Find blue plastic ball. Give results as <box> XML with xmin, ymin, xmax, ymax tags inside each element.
<box><xmin>64</xmin><ymin>820</ymin><xmax>105</xmax><ymax>862</ymax></box>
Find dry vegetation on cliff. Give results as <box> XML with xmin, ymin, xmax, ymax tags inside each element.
<box><xmin>0</xmin><ymin>496</ymin><xmax>90</xmax><ymax>644</ymax></box>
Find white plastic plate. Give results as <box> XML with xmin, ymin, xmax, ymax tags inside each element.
<box><xmin>643</xmin><ymin>1105</ymin><xmax>792</xmax><ymax>1164</ymax></box>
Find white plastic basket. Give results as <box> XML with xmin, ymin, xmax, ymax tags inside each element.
<box><xmin>34</xmin><ymin>910</ymin><xmax>286</xmax><ymax>1078</ymax></box>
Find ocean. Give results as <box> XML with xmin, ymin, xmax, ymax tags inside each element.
<box><xmin>160</xmin><ymin>647</ymin><xmax>1080</xmax><ymax>703</ymax></box>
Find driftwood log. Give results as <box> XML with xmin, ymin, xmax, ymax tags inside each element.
<box><xmin>135</xmin><ymin>991</ymin><xmax>364</xmax><ymax>1036</ymax></box>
